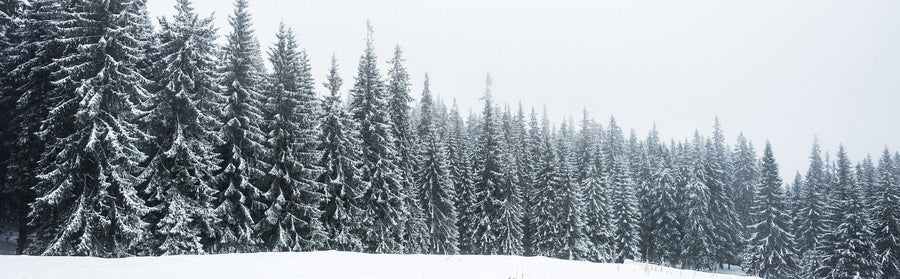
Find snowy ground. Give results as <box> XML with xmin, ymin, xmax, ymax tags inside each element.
<box><xmin>1</xmin><ymin>251</ymin><xmax>756</xmax><ymax>279</ymax></box>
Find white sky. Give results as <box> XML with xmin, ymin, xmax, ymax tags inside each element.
<box><xmin>147</xmin><ymin>0</ymin><xmax>900</xmax><ymax>178</ymax></box>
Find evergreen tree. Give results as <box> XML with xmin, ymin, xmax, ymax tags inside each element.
<box><xmin>255</xmin><ymin>23</ymin><xmax>325</xmax><ymax>252</ymax></box>
<box><xmin>872</xmin><ymin>149</ymin><xmax>900</xmax><ymax>278</ymax></box>
<box><xmin>816</xmin><ymin>145</ymin><xmax>879</xmax><ymax>278</ymax></box>
<box><xmin>575</xmin><ymin>111</ymin><xmax>614</xmax><ymax>262</ymax></box>
<box><xmin>495</xmin><ymin>105</ymin><xmax>524</xmax><ymax>255</ymax></box>
<box><xmin>470</xmin><ymin>74</ymin><xmax>507</xmax><ymax>255</ymax></box>
<box><xmin>1</xmin><ymin>0</ymin><xmax>56</xmax><ymax>254</ymax></box>
<box><xmin>732</xmin><ymin>133</ymin><xmax>758</xmax><ymax>238</ymax></box>
<box><xmin>606</xmin><ymin>117</ymin><xmax>641</xmax><ymax>262</ymax></box>
<box><xmin>556</xmin><ymin>120</ymin><xmax>589</xmax><ymax>260</ymax></box>
<box><xmin>350</xmin><ymin>22</ymin><xmax>406</xmax><ymax>253</ymax></box>
<box><xmin>680</xmin><ymin>137</ymin><xmax>716</xmax><ymax>270</ymax></box>
<box><xmin>795</xmin><ymin>138</ymin><xmax>828</xmax><ymax>271</ymax></box>
<box><xmin>213</xmin><ymin>0</ymin><xmax>269</xmax><ymax>253</ymax></box>
<box><xmin>317</xmin><ymin>56</ymin><xmax>367</xmax><ymax>252</ymax></box>
<box><xmin>29</xmin><ymin>0</ymin><xmax>151</xmax><ymax>257</ymax></box>
<box><xmin>708</xmin><ymin>118</ymin><xmax>741</xmax><ymax>267</ymax></box>
<box><xmin>743</xmin><ymin>142</ymin><xmax>798</xmax><ymax>279</ymax></box>
<box><xmin>386</xmin><ymin>45</ymin><xmax>425</xmax><ymax>253</ymax></box>
<box><xmin>447</xmin><ymin>100</ymin><xmax>475</xmax><ymax>254</ymax></box>
<box><xmin>648</xmin><ymin>146</ymin><xmax>683</xmax><ymax>265</ymax></box>
<box><xmin>142</xmin><ymin>0</ymin><xmax>221</xmax><ymax>255</ymax></box>
<box><xmin>415</xmin><ymin>74</ymin><xmax>459</xmax><ymax>254</ymax></box>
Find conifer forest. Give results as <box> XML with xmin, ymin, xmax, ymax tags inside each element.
<box><xmin>0</xmin><ymin>1</ymin><xmax>898</xmax><ymax>278</ymax></box>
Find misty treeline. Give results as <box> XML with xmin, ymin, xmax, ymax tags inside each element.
<box><xmin>0</xmin><ymin>0</ymin><xmax>898</xmax><ymax>278</ymax></box>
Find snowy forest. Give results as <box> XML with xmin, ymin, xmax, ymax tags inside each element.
<box><xmin>0</xmin><ymin>0</ymin><xmax>898</xmax><ymax>279</ymax></box>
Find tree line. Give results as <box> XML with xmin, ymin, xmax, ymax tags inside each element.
<box><xmin>0</xmin><ymin>0</ymin><xmax>898</xmax><ymax>278</ymax></box>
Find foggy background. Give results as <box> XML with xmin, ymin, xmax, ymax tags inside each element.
<box><xmin>147</xmin><ymin>0</ymin><xmax>900</xmax><ymax>178</ymax></box>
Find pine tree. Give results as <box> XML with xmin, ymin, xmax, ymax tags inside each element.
<box><xmin>350</xmin><ymin>22</ymin><xmax>406</xmax><ymax>253</ymax></box>
<box><xmin>575</xmin><ymin>111</ymin><xmax>614</xmax><ymax>262</ymax></box>
<box><xmin>530</xmin><ymin>111</ymin><xmax>562</xmax><ymax>258</ymax></box>
<box><xmin>794</xmin><ymin>138</ymin><xmax>828</xmax><ymax>274</ymax></box>
<box><xmin>447</xmin><ymin>100</ymin><xmax>475</xmax><ymax>254</ymax></box>
<box><xmin>29</xmin><ymin>0</ymin><xmax>151</xmax><ymax>257</ymax></box>
<box><xmin>142</xmin><ymin>0</ymin><xmax>221</xmax><ymax>255</ymax></box>
<box><xmin>1</xmin><ymin>0</ymin><xmax>55</xmax><ymax>254</ymax></box>
<box><xmin>680</xmin><ymin>136</ymin><xmax>716</xmax><ymax>270</ymax></box>
<box><xmin>317</xmin><ymin>56</ymin><xmax>367</xmax><ymax>252</ymax></box>
<box><xmin>744</xmin><ymin>142</ymin><xmax>798</xmax><ymax>278</ymax></box>
<box><xmin>606</xmin><ymin>117</ymin><xmax>641</xmax><ymax>263</ymax></box>
<box><xmin>816</xmin><ymin>145</ymin><xmax>879</xmax><ymax>278</ymax></box>
<box><xmin>731</xmin><ymin>133</ymin><xmax>758</xmax><ymax>238</ymax></box>
<box><xmin>872</xmin><ymin>149</ymin><xmax>900</xmax><ymax>277</ymax></box>
<box><xmin>387</xmin><ymin>46</ymin><xmax>427</xmax><ymax>253</ymax></box>
<box><xmin>707</xmin><ymin>118</ymin><xmax>741</xmax><ymax>267</ymax></box>
<box><xmin>255</xmin><ymin>23</ymin><xmax>325</xmax><ymax>252</ymax></box>
<box><xmin>495</xmin><ymin>105</ymin><xmax>524</xmax><ymax>255</ymax></box>
<box><xmin>415</xmin><ymin>74</ymin><xmax>459</xmax><ymax>254</ymax></box>
<box><xmin>213</xmin><ymin>0</ymin><xmax>269</xmax><ymax>253</ymax></box>
<box><xmin>470</xmin><ymin>74</ymin><xmax>508</xmax><ymax>255</ymax></box>
<box><xmin>556</xmin><ymin>120</ymin><xmax>589</xmax><ymax>260</ymax></box>
<box><xmin>648</xmin><ymin>146</ymin><xmax>683</xmax><ymax>265</ymax></box>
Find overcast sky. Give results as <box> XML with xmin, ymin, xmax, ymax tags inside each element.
<box><xmin>147</xmin><ymin>0</ymin><xmax>900</xmax><ymax>178</ymax></box>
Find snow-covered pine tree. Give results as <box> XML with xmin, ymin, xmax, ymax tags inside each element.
<box><xmin>213</xmin><ymin>0</ymin><xmax>269</xmax><ymax>253</ymax></box>
<box><xmin>649</xmin><ymin>144</ymin><xmax>683</xmax><ymax>265</ymax></box>
<box><xmin>858</xmin><ymin>155</ymin><xmax>876</xmax><ymax>205</ymax></box>
<box><xmin>529</xmin><ymin>110</ymin><xmax>562</xmax><ymax>258</ymax></box>
<box><xmin>511</xmin><ymin>104</ymin><xmax>534</xmax><ymax>255</ymax></box>
<box><xmin>816</xmin><ymin>145</ymin><xmax>879</xmax><ymax>278</ymax></box>
<box><xmin>255</xmin><ymin>23</ymin><xmax>325</xmax><ymax>252</ymax></box>
<box><xmin>680</xmin><ymin>135</ymin><xmax>716</xmax><ymax>270</ymax></box>
<box><xmin>731</xmin><ymin>133</ymin><xmax>758</xmax><ymax>238</ymax></box>
<box><xmin>556</xmin><ymin>120</ymin><xmax>589</xmax><ymax>260</ymax></box>
<box><xmin>350</xmin><ymin>22</ymin><xmax>406</xmax><ymax>253</ymax></box>
<box><xmin>317</xmin><ymin>56</ymin><xmax>367</xmax><ymax>252</ymax></box>
<box><xmin>142</xmin><ymin>0</ymin><xmax>222</xmax><ymax>255</ymax></box>
<box><xmin>447</xmin><ymin>99</ymin><xmax>475</xmax><ymax>254</ymax></box>
<box><xmin>872</xmin><ymin>149</ymin><xmax>900</xmax><ymax>277</ymax></box>
<box><xmin>707</xmin><ymin>118</ymin><xmax>741</xmax><ymax>267</ymax></box>
<box><xmin>495</xmin><ymin>105</ymin><xmax>524</xmax><ymax>256</ymax></box>
<box><xmin>470</xmin><ymin>74</ymin><xmax>508</xmax><ymax>255</ymax></box>
<box><xmin>0</xmin><ymin>0</ymin><xmax>49</xmax><ymax>254</ymax></box>
<box><xmin>743</xmin><ymin>142</ymin><xmax>798</xmax><ymax>278</ymax></box>
<box><xmin>415</xmin><ymin>74</ymin><xmax>458</xmax><ymax>254</ymax></box>
<box><xmin>605</xmin><ymin>117</ymin><xmax>641</xmax><ymax>263</ymax></box>
<box><xmin>794</xmin><ymin>138</ymin><xmax>828</xmax><ymax>276</ymax></box>
<box><xmin>29</xmin><ymin>0</ymin><xmax>152</xmax><ymax>257</ymax></box>
<box><xmin>574</xmin><ymin>110</ymin><xmax>614</xmax><ymax>262</ymax></box>
<box><xmin>387</xmin><ymin>46</ymin><xmax>427</xmax><ymax>254</ymax></box>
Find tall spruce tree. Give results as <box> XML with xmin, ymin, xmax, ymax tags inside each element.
<box><xmin>795</xmin><ymin>138</ymin><xmax>828</xmax><ymax>276</ymax></box>
<box><xmin>575</xmin><ymin>111</ymin><xmax>614</xmax><ymax>262</ymax></box>
<box><xmin>1</xmin><ymin>0</ymin><xmax>57</xmax><ymax>254</ymax></box>
<box><xmin>495</xmin><ymin>105</ymin><xmax>524</xmax><ymax>255</ymax></box>
<box><xmin>447</xmin><ymin>99</ymin><xmax>475</xmax><ymax>254</ymax></box>
<box><xmin>29</xmin><ymin>0</ymin><xmax>151</xmax><ymax>257</ymax></box>
<box><xmin>744</xmin><ymin>142</ymin><xmax>798</xmax><ymax>278</ymax></box>
<box><xmin>556</xmin><ymin>120</ymin><xmax>589</xmax><ymax>260</ymax></box>
<box><xmin>470</xmin><ymin>74</ymin><xmax>507</xmax><ymax>255</ymax></box>
<box><xmin>317</xmin><ymin>56</ymin><xmax>366</xmax><ymax>252</ymax></box>
<box><xmin>708</xmin><ymin>118</ymin><xmax>741</xmax><ymax>267</ymax></box>
<box><xmin>142</xmin><ymin>0</ymin><xmax>221</xmax><ymax>255</ymax></box>
<box><xmin>213</xmin><ymin>0</ymin><xmax>269</xmax><ymax>253</ymax></box>
<box><xmin>606</xmin><ymin>117</ymin><xmax>641</xmax><ymax>262</ymax></box>
<box><xmin>872</xmin><ymin>149</ymin><xmax>900</xmax><ymax>277</ymax></box>
<box><xmin>680</xmin><ymin>136</ymin><xmax>716</xmax><ymax>270</ymax></box>
<box><xmin>415</xmin><ymin>74</ymin><xmax>459</xmax><ymax>254</ymax></box>
<box><xmin>816</xmin><ymin>145</ymin><xmax>879</xmax><ymax>278</ymax></box>
<box><xmin>386</xmin><ymin>45</ymin><xmax>426</xmax><ymax>253</ymax></box>
<box><xmin>731</xmin><ymin>133</ymin><xmax>759</xmax><ymax>238</ymax></box>
<box><xmin>255</xmin><ymin>23</ymin><xmax>325</xmax><ymax>252</ymax></box>
<box><xmin>350</xmin><ymin>22</ymin><xmax>406</xmax><ymax>253</ymax></box>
